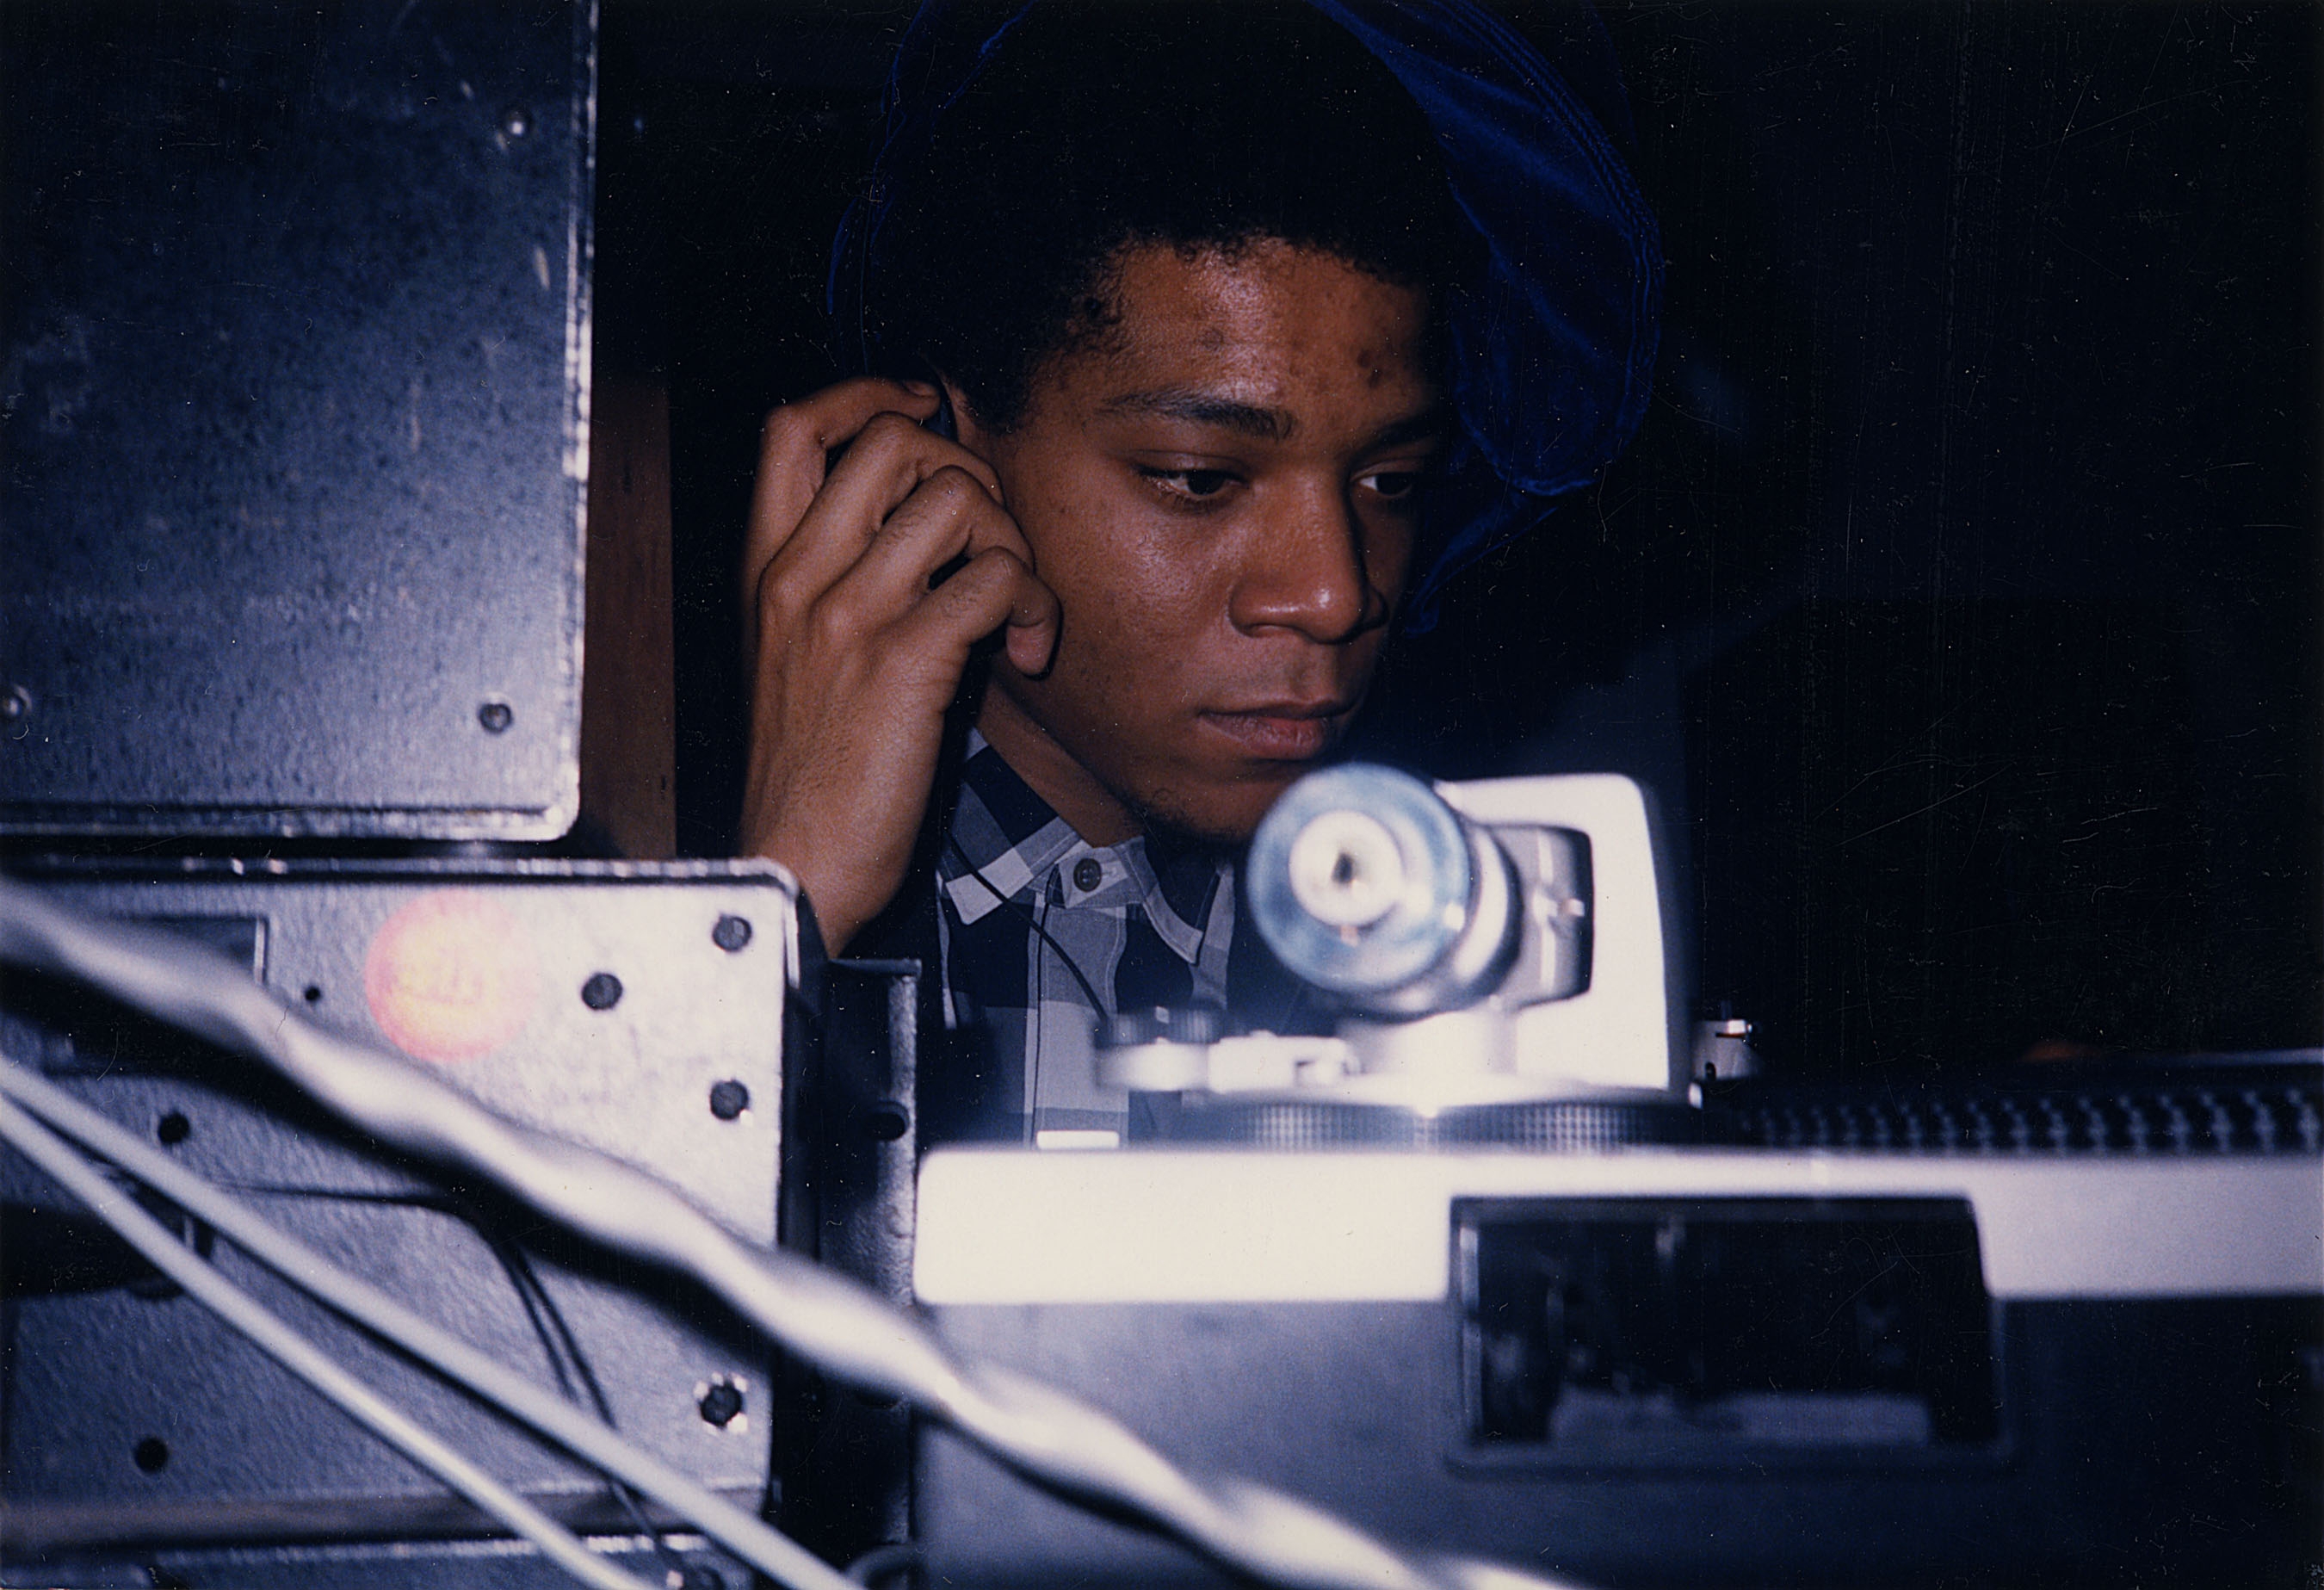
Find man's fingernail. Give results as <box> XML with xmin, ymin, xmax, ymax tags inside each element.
<box><xmin>900</xmin><ymin>379</ymin><xmax>937</xmax><ymax>396</ymax></box>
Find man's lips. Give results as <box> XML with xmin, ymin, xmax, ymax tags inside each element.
<box><xmin>1196</xmin><ymin>700</ymin><xmax>1353</xmax><ymax>760</ymax></box>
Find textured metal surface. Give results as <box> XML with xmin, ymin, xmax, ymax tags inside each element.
<box><xmin>0</xmin><ymin>1</ymin><xmax>594</xmax><ymax>838</ymax></box>
<box><xmin>777</xmin><ymin>958</ymin><xmax>919</xmax><ymax>1567</ymax></box>
<box><xmin>1140</xmin><ymin>1096</ymin><xmax>1700</xmax><ymax>1150</ymax></box>
<box><xmin>0</xmin><ymin>860</ymin><xmax>792</xmax><ymax>1567</ymax></box>
<box><xmin>1707</xmin><ymin>1061</ymin><xmax>2324</xmax><ymax>1156</ymax></box>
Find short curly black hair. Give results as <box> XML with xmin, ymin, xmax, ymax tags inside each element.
<box><xmin>861</xmin><ymin>0</ymin><xmax>1478</xmax><ymax>431</ymax></box>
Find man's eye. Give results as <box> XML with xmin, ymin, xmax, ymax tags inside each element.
<box><xmin>1358</xmin><ymin>469</ymin><xmax>1426</xmax><ymax>501</ymax></box>
<box><xmin>1140</xmin><ymin>467</ymin><xmax>1238</xmax><ymax>501</ymax></box>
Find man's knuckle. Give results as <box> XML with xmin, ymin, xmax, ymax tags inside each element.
<box><xmin>761</xmin><ymin>405</ymin><xmax>810</xmax><ymax>447</ymax></box>
<box><xmin>922</xmin><ymin>466</ymin><xmax>987</xmax><ymax>511</ymax></box>
<box><xmin>858</xmin><ymin>411</ymin><xmax>922</xmax><ymax>451</ymax></box>
<box><xmin>755</xmin><ymin>566</ymin><xmax>808</xmax><ymax>624</ymax></box>
<box><xmin>966</xmin><ymin>548</ymin><xmax>1032</xmax><ymax>596</ymax></box>
<box><xmin>939</xmin><ymin>554</ymin><xmax>1010</xmax><ymax>613</ymax></box>
<box><xmin>805</xmin><ymin>597</ymin><xmax>861</xmax><ymax>650</ymax></box>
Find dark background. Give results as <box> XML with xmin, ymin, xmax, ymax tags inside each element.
<box><xmin>597</xmin><ymin>1</ymin><xmax>2322</xmax><ymax>1080</ymax></box>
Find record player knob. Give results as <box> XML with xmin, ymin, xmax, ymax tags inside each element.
<box><xmin>1246</xmin><ymin>764</ymin><xmax>1518</xmax><ymax>1017</ymax></box>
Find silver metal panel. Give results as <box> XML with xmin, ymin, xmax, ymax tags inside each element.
<box><xmin>0</xmin><ymin>861</ymin><xmax>794</xmax><ymax>1556</ymax></box>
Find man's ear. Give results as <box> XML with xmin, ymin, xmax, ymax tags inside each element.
<box><xmin>939</xmin><ymin>378</ymin><xmax>998</xmax><ymax>460</ymax></box>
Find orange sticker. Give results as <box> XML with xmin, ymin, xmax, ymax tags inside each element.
<box><xmin>363</xmin><ymin>890</ymin><xmax>538</xmax><ymax>1063</ymax></box>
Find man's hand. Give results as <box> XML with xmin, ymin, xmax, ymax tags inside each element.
<box><xmin>738</xmin><ymin>378</ymin><xmax>1058</xmax><ymax>954</ymax></box>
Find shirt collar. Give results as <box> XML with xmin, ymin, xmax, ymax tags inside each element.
<box><xmin>937</xmin><ymin>733</ymin><xmax>1227</xmax><ymax>959</ymax></box>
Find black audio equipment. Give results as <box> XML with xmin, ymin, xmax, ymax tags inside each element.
<box><xmin>899</xmin><ymin>768</ymin><xmax>2324</xmax><ymax>1588</ymax></box>
<box><xmin>0</xmin><ymin>0</ymin><xmax>594</xmax><ymax>838</ymax></box>
<box><xmin>0</xmin><ymin>859</ymin><xmax>795</xmax><ymax>1589</ymax></box>
<box><xmin>912</xmin><ymin>1084</ymin><xmax>2322</xmax><ymax>1588</ymax></box>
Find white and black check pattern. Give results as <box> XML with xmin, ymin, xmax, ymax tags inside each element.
<box><xmin>934</xmin><ymin>732</ymin><xmax>1236</xmax><ymax>1142</ymax></box>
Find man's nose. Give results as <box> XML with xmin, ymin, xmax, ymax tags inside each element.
<box><xmin>1228</xmin><ymin>482</ymin><xmax>1381</xmax><ymax>643</ymax></box>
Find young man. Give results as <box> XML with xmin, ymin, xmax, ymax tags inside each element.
<box><xmin>739</xmin><ymin>1</ymin><xmax>1660</xmax><ymax>1142</ymax></box>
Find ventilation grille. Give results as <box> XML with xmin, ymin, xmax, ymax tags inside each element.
<box><xmin>1710</xmin><ymin>1072</ymin><xmax>2323</xmax><ymax>1157</ymax></box>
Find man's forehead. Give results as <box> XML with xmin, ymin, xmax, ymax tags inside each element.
<box><xmin>1054</xmin><ymin>241</ymin><xmax>1443</xmax><ymax>438</ymax></box>
<box><xmin>1095</xmin><ymin>386</ymin><xmax>1452</xmax><ymax>451</ymax></box>
<box><xmin>1100</xmin><ymin>240</ymin><xmax>1430</xmax><ymax>338</ymax></box>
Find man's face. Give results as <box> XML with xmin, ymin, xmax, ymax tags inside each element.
<box><xmin>962</xmin><ymin>239</ymin><xmax>1444</xmax><ymax>845</ymax></box>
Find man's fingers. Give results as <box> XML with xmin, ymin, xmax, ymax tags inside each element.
<box><xmin>845</xmin><ymin>465</ymin><xmax>1031</xmax><ymax>604</ymax></box>
<box><xmin>742</xmin><ymin>378</ymin><xmax>941</xmax><ymax>600</ymax></box>
<box><xmin>891</xmin><ymin>547</ymin><xmax>1060</xmax><ymax>677</ymax></box>
<box><xmin>1003</xmin><ymin>578</ymin><xmax>1063</xmax><ymax>679</ymax></box>
<box><xmin>808</xmin><ymin>411</ymin><xmax>1004</xmax><ymax>537</ymax></box>
<box><xmin>763</xmin><ymin>413</ymin><xmax>1004</xmax><ymax>614</ymax></box>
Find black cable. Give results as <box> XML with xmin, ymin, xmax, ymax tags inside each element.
<box><xmin>943</xmin><ymin>838</ymin><xmax>1119</xmax><ymax>1142</ymax></box>
<box><xmin>488</xmin><ymin>1238</ymin><xmax>582</xmax><ymax>1401</ymax></box>
<box><xmin>230</xmin><ymin>1179</ymin><xmax>701</xmax><ymax>1586</ymax></box>
<box><xmin>502</xmin><ymin>1241</ymin><xmax>617</xmax><ymax>1425</ymax></box>
<box><xmin>486</xmin><ymin>1234</ymin><xmax>699</xmax><ymax>1589</ymax></box>
<box><xmin>943</xmin><ymin>838</ymin><xmax>1108</xmax><ymax>1013</ymax></box>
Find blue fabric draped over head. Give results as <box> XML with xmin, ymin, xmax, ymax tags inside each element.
<box><xmin>828</xmin><ymin>0</ymin><xmax>1663</xmax><ymax>632</ymax></box>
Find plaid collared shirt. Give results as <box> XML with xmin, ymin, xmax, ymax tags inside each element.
<box><xmin>930</xmin><ymin>732</ymin><xmax>1241</xmax><ymax>1145</ymax></box>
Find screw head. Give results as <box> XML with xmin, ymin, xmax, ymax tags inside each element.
<box><xmin>0</xmin><ymin>683</ymin><xmax>29</xmax><ymax>723</ymax></box>
<box><xmin>580</xmin><ymin>972</ymin><xmax>623</xmax><ymax>1011</ymax></box>
<box><xmin>477</xmin><ymin>700</ymin><xmax>514</xmax><ymax>734</ymax></box>
<box><xmin>697</xmin><ymin>1378</ymin><xmax>745</xmax><ymax>1428</ymax></box>
<box><xmin>499</xmin><ymin>105</ymin><xmax>532</xmax><ymax>139</ymax></box>
<box><xmin>858</xmin><ymin>1100</ymin><xmax>910</xmax><ymax>1142</ymax></box>
<box><xmin>710</xmin><ymin>914</ymin><xmax>752</xmax><ymax>953</ymax></box>
<box><xmin>708</xmin><ymin>1079</ymin><xmax>751</xmax><ymax>1121</ymax></box>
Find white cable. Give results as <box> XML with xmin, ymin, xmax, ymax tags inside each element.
<box><xmin>0</xmin><ymin>1056</ymin><xmax>852</xmax><ymax>1590</ymax></box>
<box><xmin>0</xmin><ymin>879</ymin><xmax>1590</xmax><ymax>1590</ymax></box>
<box><xmin>0</xmin><ymin>1092</ymin><xmax>655</xmax><ymax>1590</ymax></box>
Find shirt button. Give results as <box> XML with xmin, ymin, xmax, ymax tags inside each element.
<box><xmin>1072</xmin><ymin>857</ymin><xmax>1103</xmax><ymax>893</ymax></box>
